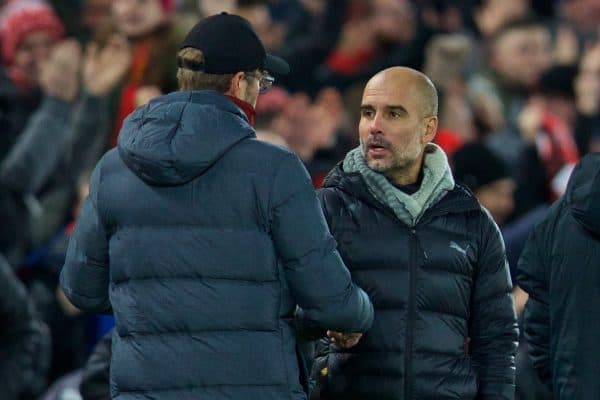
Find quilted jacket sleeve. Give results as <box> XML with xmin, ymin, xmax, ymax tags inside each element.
<box><xmin>470</xmin><ymin>211</ymin><xmax>519</xmax><ymax>400</ymax></box>
<box><xmin>270</xmin><ymin>153</ymin><xmax>373</xmax><ymax>334</ymax></box>
<box><xmin>516</xmin><ymin>218</ymin><xmax>552</xmax><ymax>387</ymax></box>
<box><xmin>60</xmin><ymin>159</ymin><xmax>111</xmax><ymax>313</ymax></box>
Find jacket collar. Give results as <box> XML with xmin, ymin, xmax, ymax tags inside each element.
<box><xmin>226</xmin><ymin>95</ymin><xmax>256</xmax><ymax>126</ymax></box>
<box><xmin>323</xmin><ymin>162</ymin><xmax>480</xmax><ymax>224</ymax></box>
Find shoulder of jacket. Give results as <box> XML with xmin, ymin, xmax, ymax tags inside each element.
<box><xmin>318</xmin><ymin>184</ymin><xmax>358</xmax><ymax>207</ymax></box>
<box><xmin>235</xmin><ymin>138</ymin><xmax>299</xmax><ymax>167</ymax></box>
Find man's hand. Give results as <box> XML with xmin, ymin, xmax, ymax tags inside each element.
<box><xmin>39</xmin><ymin>39</ymin><xmax>82</xmax><ymax>102</ymax></box>
<box><xmin>83</xmin><ymin>34</ymin><xmax>131</xmax><ymax>96</ymax></box>
<box><xmin>327</xmin><ymin>331</ymin><xmax>363</xmax><ymax>348</ymax></box>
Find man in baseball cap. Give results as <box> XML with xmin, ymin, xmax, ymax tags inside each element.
<box><xmin>60</xmin><ymin>11</ymin><xmax>373</xmax><ymax>400</ymax></box>
<box><xmin>175</xmin><ymin>12</ymin><xmax>289</xmax><ymax>122</ymax></box>
<box><xmin>180</xmin><ymin>12</ymin><xmax>289</xmax><ymax>76</ymax></box>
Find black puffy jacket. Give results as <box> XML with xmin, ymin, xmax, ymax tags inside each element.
<box><xmin>316</xmin><ymin>165</ymin><xmax>518</xmax><ymax>400</ymax></box>
<box><xmin>517</xmin><ymin>153</ymin><xmax>600</xmax><ymax>399</ymax></box>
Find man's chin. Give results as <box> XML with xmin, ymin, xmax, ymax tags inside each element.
<box><xmin>366</xmin><ymin>159</ymin><xmax>391</xmax><ymax>173</ymax></box>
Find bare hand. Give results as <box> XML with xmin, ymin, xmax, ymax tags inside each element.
<box><xmin>83</xmin><ymin>34</ymin><xmax>132</xmax><ymax>96</ymax></box>
<box><xmin>55</xmin><ymin>286</ymin><xmax>81</xmax><ymax>317</ymax></box>
<box><xmin>39</xmin><ymin>39</ymin><xmax>82</xmax><ymax>102</ymax></box>
<box><xmin>327</xmin><ymin>331</ymin><xmax>363</xmax><ymax>348</ymax></box>
<box><xmin>553</xmin><ymin>25</ymin><xmax>579</xmax><ymax>65</ymax></box>
<box><xmin>518</xmin><ymin>97</ymin><xmax>544</xmax><ymax>143</ymax></box>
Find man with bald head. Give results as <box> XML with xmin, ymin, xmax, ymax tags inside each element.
<box><xmin>314</xmin><ymin>67</ymin><xmax>518</xmax><ymax>399</ymax></box>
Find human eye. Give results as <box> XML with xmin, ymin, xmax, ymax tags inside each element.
<box><xmin>361</xmin><ymin>108</ymin><xmax>374</xmax><ymax>118</ymax></box>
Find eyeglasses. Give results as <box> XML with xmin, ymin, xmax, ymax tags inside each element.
<box><xmin>245</xmin><ymin>70</ymin><xmax>275</xmax><ymax>93</ymax></box>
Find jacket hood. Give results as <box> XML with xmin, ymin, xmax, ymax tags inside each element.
<box><xmin>117</xmin><ymin>90</ymin><xmax>254</xmax><ymax>186</ymax></box>
<box><xmin>566</xmin><ymin>153</ymin><xmax>600</xmax><ymax>234</ymax></box>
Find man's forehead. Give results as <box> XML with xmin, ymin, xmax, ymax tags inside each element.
<box><xmin>361</xmin><ymin>84</ymin><xmax>413</xmax><ymax>108</ymax></box>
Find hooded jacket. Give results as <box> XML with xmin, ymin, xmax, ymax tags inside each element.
<box><xmin>517</xmin><ymin>153</ymin><xmax>600</xmax><ymax>399</ymax></box>
<box><xmin>60</xmin><ymin>90</ymin><xmax>373</xmax><ymax>400</ymax></box>
<box><xmin>316</xmin><ymin>158</ymin><xmax>518</xmax><ymax>400</ymax></box>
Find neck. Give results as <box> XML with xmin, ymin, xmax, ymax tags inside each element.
<box><xmin>226</xmin><ymin>95</ymin><xmax>256</xmax><ymax>126</ymax></box>
<box><xmin>386</xmin><ymin>156</ymin><xmax>424</xmax><ymax>186</ymax></box>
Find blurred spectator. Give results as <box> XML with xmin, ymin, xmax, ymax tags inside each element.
<box><xmin>0</xmin><ymin>254</ymin><xmax>51</xmax><ymax>400</ymax></box>
<box><xmin>574</xmin><ymin>41</ymin><xmax>600</xmax><ymax>154</ymax></box>
<box><xmin>21</xmin><ymin>173</ymin><xmax>93</xmax><ymax>381</ymax></box>
<box><xmin>452</xmin><ymin>142</ymin><xmax>515</xmax><ymax>225</ymax></box>
<box><xmin>469</xmin><ymin>16</ymin><xmax>552</xmax><ymax>137</ymax></box>
<box><xmin>269</xmin><ymin>87</ymin><xmax>352</xmax><ymax>186</ymax></box>
<box><xmin>324</xmin><ymin>0</ymin><xmax>377</xmax><ymax>77</ymax></box>
<box><xmin>0</xmin><ymin>0</ymin><xmax>65</xmax><ymax>158</ymax></box>
<box><xmin>424</xmin><ymin>33</ymin><xmax>477</xmax><ymax>145</ymax></box>
<box><xmin>235</xmin><ymin>0</ymin><xmax>285</xmax><ymax>52</ymax></box>
<box><xmin>108</xmin><ymin>0</ymin><xmax>184</xmax><ymax>146</ymax></box>
<box><xmin>0</xmin><ymin>32</ymin><xmax>131</xmax><ymax>266</ymax></box>
<box><xmin>424</xmin><ymin>33</ymin><xmax>474</xmax><ymax>95</ymax></box>
<box><xmin>317</xmin><ymin>0</ymin><xmax>444</xmax><ymax>91</ymax></box>
<box><xmin>79</xmin><ymin>0</ymin><xmax>113</xmax><ymax>44</ymax></box>
<box><xmin>0</xmin><ymin>18</ymin><xmax>130</xmax><ymax>385</ymax></box>
<box><xmin>517</xmin><ymin>153</ymin><xmax>600</xmax><ymax>399</ymax></box>
<box><xmin>489</xmin><ymin>65</ymin><xmax>581</xmax><ymax>219</ymax></box>
<box><xmin>255</xmin><ymin>84</ymin><xmax>353</xmax><ymax>187</ymax></box>
<box><xmin>0</xmin><ymin>0</ymin><xmax>66</xmax><ymax>264</ymax></box>
<box><xmin>558</xmin><ymin>0</ymin><xmax>600</xmax><ymax>41</ymax></box>
<box><xmin>276</xmin><ymin>0</ymin><xmax>347</xmax><ymax>95</ymax></box>
<box><xmin>470</xmin><ymin>0</ymin><xmax>530</xmax><ymax>39</ymax></box>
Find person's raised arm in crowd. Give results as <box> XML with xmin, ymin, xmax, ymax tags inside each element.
<box><xmin>0</xmin><ymin>35</ymin><xmax>131</xmax><ymax>195</ymax></box>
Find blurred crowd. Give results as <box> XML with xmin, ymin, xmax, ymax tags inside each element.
<box><xmin>0</xmin><ymin>0</ymin><xmax>598</xmax><ymax>399</ymax></box>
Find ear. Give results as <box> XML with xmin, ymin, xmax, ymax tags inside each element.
<box><xmin>422</xmin><ymin>116</ymin><xmax>438</xmax><ymax>144</ymax></box>
<box><xmin>226</xmin><ymin>71</ymin><xmax>246</xmax><ymax>97</ymax></box>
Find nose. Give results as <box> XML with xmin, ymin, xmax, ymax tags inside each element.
<box><xmin>369</xmin><ymin>112</ymin><xmax>384</xmax><ymax>135</ymax></box>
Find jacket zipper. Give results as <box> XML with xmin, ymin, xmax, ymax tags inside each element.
<box><xmin>404</xmin><ymin>227</ymin><xmax>418</xmax><ymax>400</ymax></box>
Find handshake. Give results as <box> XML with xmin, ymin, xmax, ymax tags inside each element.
<box><xmin>294</xmin><ymin>307</ymin><xmax>367</xmax><ymax>349</ymax></box>
<box><xmin>326</xmin><ymin>331</ymin><xmax>363</xmax><ymax>348</ymax></box>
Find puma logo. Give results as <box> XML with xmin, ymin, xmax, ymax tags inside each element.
<box><xmin>449</xmin><ymin>241</ymin><xmax>468</xmax><ymax>255</ymax></box>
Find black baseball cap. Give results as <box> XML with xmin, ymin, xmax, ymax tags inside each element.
<box><xmin>179</xmin><ymin>12</ymin><xmax>290</xmax><ymax>75</ymax></box>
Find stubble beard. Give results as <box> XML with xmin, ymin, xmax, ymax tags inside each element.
<box><xmin>361</xmin><ymin>136</ymin><xmax>423</xmax><ymax>175</ymax></box>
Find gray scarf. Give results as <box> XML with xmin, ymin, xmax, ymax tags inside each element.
<box><xmin>343</xmin><ymin>143</ymin><xmax>455</xmax><ymax>226</ymax></box>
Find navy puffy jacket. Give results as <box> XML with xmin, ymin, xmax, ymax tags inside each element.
<box><xmin>60</xmin><ymin>91</ymin><xmax>373</xmax><ymax>400</ymax></box>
